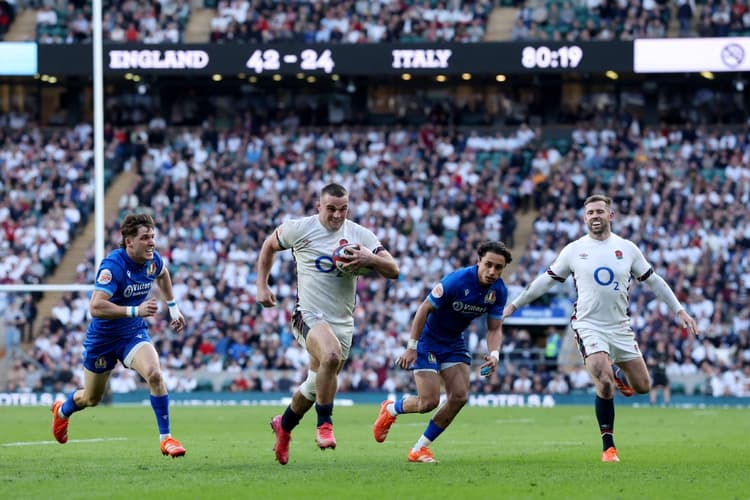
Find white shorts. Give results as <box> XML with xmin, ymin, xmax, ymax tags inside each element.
<box><xmin>574</xmin><ymin>327</ymin><xmax>642</xmax><ymax>363</ymax></box>
<box><xmin>292</xmin><ymin>309</ymin><xmax>353</xmax><ymax>361</ymax></box>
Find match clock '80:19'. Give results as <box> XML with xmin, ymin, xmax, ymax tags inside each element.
<box><xmin>521</xmin><ymin>45</ymin><xmax>583</xmax><ymax>69</ymax></box>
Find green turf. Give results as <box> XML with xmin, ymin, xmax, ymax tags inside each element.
<box><xmin>1</xmin><ymin>405</ymin><xmax>748</xmax><ymax>499</ymax></box>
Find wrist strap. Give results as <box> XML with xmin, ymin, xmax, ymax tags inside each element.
<box><xmin>490</xmin><ymin>350</ymin><xmax>499</xmax><ymax>362</ymax></box>
<box><xmin>127</xmin><ymin>306</ymin><xmax>138</xmax><ymax>318</ymax></box>
<box><xmin>407</xmin><ymin>339</ymin><xmax>418</xmax><ymax>350</ymax></box>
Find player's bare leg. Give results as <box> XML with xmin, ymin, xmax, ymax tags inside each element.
<box><xmin>403</xmin><ymin>370</ymin><xmax>445</xmax><ymax>463</ymax></box>
<box><xmin>51</xmin><ymin>369</ymin><xmax>111</xmax><ymax>444</ymax></box>
<box><xmin>131</xmin><ymin>344</ymin><xmax>185</xmax><ymax>458</ymax></box>
<box><xmin>305</xmin><ymin>324</ymin><xmax>343</xmax><ymax>450</ymax></box>
<box><xmin>586</xmin><ymin>352</ymin><xmax>624</xmax><ymax>461</ymax></box>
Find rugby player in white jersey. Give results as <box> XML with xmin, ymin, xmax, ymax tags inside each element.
<box><xmin>503</xmin><ymin>194</ymin><xmax>697</xmax><ymax>462</ymax></box>
<box><xmin>256</xmin><ymin>183</ymin><xmax>399</xmax><ymax>465</ymax></box>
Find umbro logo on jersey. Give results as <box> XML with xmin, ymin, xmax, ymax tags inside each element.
<box><xmin>579</xmin><ymin>253</ymin><xmax>589</xmax><ymax>259</ymax></box>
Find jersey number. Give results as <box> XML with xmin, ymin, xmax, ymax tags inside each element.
<box><xmin>593</xmin><ymin>266</ymin><xmax>620</xmax><ymax>290</ymax></box>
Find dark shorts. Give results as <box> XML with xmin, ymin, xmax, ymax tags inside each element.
<box><xmin>651</xmin><ymin>372</ymin><xmax>669</xmax><ymax>387</ymax></box>
<box><xmin>413</xmin><ymin>336</ymin><xmax>471</xmax><ymax>372</ymax></box>
<box><xmin>82</xmin><ymin>329</ymin><xmax>151</xmax><ymax>373</ymax></box>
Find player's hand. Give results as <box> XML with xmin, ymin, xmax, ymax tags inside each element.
<box><xmin>257</xmin><ymin>286</ymin><xmax>276</xmax><ymax>308</ymax></box>
<box><xmin>342</xmin><ymin>245</ymin><xmax>375</xmax><ymax>273</ymax></box>
<box><xmin>678</xmin><ymin>310</ymin><xmax>698</xmax><ymax>337</ymax></box>
<box><xmin>137</xmin><ymin>298</ymin><xmax>159</xmax><ymax>318</ymax></box>
<box><xmin>397</xmin><ymin>348</ymin><xmax>417</xmax><ymax>370</ymax></box>
<box><xmin>168</xmin><ymin>303</ymin><xmax>186</xmax><ymax>333</ymax></box>
<box><xmin>502</xmin><ymin>304</ymin><xmax>517</xmax><ymax>320</ymax></box>
<box><xmin>480</xmin><ymin>352</ymin><xmax>500</xmax><ymax>378</ymax></box>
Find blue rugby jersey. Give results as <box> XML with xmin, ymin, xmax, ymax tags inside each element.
<box><xmin>87</xmin><ymin>248</ymin><xmax>164</xmax><ymax>339</ymax></box>
<box><xmin>422</xmin><ymin>265</ymin><xmax>507</xmax><ymax>344</ymax></box>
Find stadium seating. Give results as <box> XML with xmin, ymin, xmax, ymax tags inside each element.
<box><xmin>5</xmin><ymin>111</ymin><xmax>749</xmax><ymax>397</ymax></box>
<box><xmin>35</xmin><ymin>0</ymin><xmax>191</xmax><ymax>43</ymax></box>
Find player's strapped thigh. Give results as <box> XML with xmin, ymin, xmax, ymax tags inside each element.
<box><xmin>292</xmin><ymin>309</ymin><xmax>353</xmax><ymax>361</ymax></box>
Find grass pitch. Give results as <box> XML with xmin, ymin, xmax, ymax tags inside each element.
<box><xmin>1</xmin><ymin>404</ymin><xmax>748</xmax><ymax>499</ymax></box>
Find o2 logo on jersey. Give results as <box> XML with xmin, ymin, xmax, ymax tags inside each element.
<box><xmin>315</xmin><ymin>255</ymin><xmax>340</xmax><ymax>274</ymax></box>
<box><xmin>593</xmin><ymin>266</ymin><xmax>620</xmax><ymax>290</ymax></box>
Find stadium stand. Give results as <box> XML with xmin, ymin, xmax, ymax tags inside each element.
<box><xmin>4</xmin><ymin>109</ymin><xmax>749</xmax><ymax>398</ymax></box>
<box><xmin>208</xmin><ymin>0</ymin><xmax>493</xmax><ymax>43</ymax></box>
<box><xmin>509</xmin><ymin>0</ymin><xmax>750</xmax><ymax>41</ymax></box>
<box><xmin>33</xmin><ymin>0</ymin><xmax>192</xmax><ymax>43</ymax></box>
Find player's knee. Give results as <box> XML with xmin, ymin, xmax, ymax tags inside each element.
<box><xmin>320</xmin><ymin>351</ymin><xmax>341</xmax><ymax>370</ymax></box>
<box><xmin>599</xmin><ymin>379</ymin><xmax>616</xmax><ymax>399</ymax></box>
<box><xmin>417</xmin><ymin>396</ymin><xmax>440</xmax><ymax>413</ymax></box>
<box><xmin>447</xmin><ymin>392</ymin><xmax>468</xmax><ymax>407</ymax></box>
<box><xmin>633</xmin><ymin>381</ymin><xmax>650</xmax><ymax>394</ymax></box>
<box><xmin>142</xmin><ymin>368</ymin><xmax>163</xmax><ymax>388</ymax></box>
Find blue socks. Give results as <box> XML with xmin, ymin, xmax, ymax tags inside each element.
<box><xmin>395</xmin><ymin>399</ymin><xmax>405</xmax><ymax>414</ymax></box>
<box><xmin>424</xmin><ymin>420</ymin><xmax>444</xmax><ymax>441</ymax></box>
<box><xmin>61</xmin><ymin>391</ymin><xmax>82</xmax><ymax>418</ymax></box>
<box><xmin>150</xmin><ymin>394</ymin><xmax>170</xmax><ymax>435</ymax></box>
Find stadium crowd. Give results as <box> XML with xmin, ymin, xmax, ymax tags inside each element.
<box><xmin>209</xmin><ymin>0</ymin><xmax>492</xmax><ymax>43</ymax></box>
<box><xmin>3</xmin><ymin>101</ymin><xmax>750</xmax><ymax>399</ymax></box>
<box><xmin>511</xmin><ymin>0</ymin><xmax>750</xmax><ymax>42</ymax></box>
<box><xmin>26</xmin><ymin>0</ymin><xmax>492</xmax><ymax>45</ymax></box>
<box><xmin>0</xmin><ymin>113</ymin><xmax>98</xmax><ymax>346</ymax></box>
<box><xmin>34</xmin><ymin>0</ymin><xmax>191</xmax><ymax>44</ymax></box>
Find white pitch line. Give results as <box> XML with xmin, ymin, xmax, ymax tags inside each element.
<box><xmin>2</xmin><ymin>437</ymin><xmax>128</xmax><ymax>447</ymax></box>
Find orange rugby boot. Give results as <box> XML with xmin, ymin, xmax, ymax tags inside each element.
<box><xmin>373</xmin><ymin>400</ymin><xmax>397</xmax><ymax>443</ymax></box>
<box><xmin>51</xmin><ymin>400</ymin><xmax>69</xmax><ymax>444</ymax></box>
<box><xmin>160</xmin><ymin>436</ymin><xmax>186</xmax><ymax>458</ymax></box>
<box><xmin>408</xmin><ymin>447</ymin><xmax>437</xmax><ymax>463</ymax></box>
<box><xmin>602</xmin><ymin>447</ymin><xmax>620</xmax><ymax>462</ymax></box>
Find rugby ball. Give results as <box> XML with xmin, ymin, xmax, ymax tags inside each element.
<box><xmin>332</xmin><ymin>243</ymin><xmax>374</xmax><ymax>276</ymax></box>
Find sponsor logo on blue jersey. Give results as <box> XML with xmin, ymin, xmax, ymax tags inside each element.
<box><xmin>451</xmin><ymin>301</ymin><xmax>488</xmax><ymax>315</ymax></box>
<box><xmin>123</xmin><ymin>282</ymin><xmax>152</xmax><ymax>298</ymax></box>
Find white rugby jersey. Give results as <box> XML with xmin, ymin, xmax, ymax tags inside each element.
<box><xmin>547</xmin><ymin>233</ymin><xmax>652</xmax><ymax>331</ymax></box>
<box><xmin>276</xmin><ymin>215</ymin><xmax>382</xmax><ymax>326</ymax></box>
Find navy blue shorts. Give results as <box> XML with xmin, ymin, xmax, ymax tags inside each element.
<box><xmin>413</xmin><ymin>336</ymin><xmax>471</xmax><ymax>372</ymax></box>
<box><xmin>82</xmin><ymin>329</ymin><xmax>152</xmax><ymax>373</ymax></box>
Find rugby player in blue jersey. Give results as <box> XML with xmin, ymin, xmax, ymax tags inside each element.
<box><xmin>50</xmin><ymin>214</ymin><xmax>188</xmax><ymax>458</ymax></box>
<box><xmin>373</xmin><ymin>241</ymin><xmax>512</xmax><ymax>463</ymax></box>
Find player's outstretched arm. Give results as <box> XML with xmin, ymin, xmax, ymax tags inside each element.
<box><xmin>642</xmin><ymin>272</ymin><xmax>697</xmax><ymax>336</ymax></box>
<box><xmin>505</xmin><ymin>272</ymin><xmax>559</xmax><ymax>317</ymax></box>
